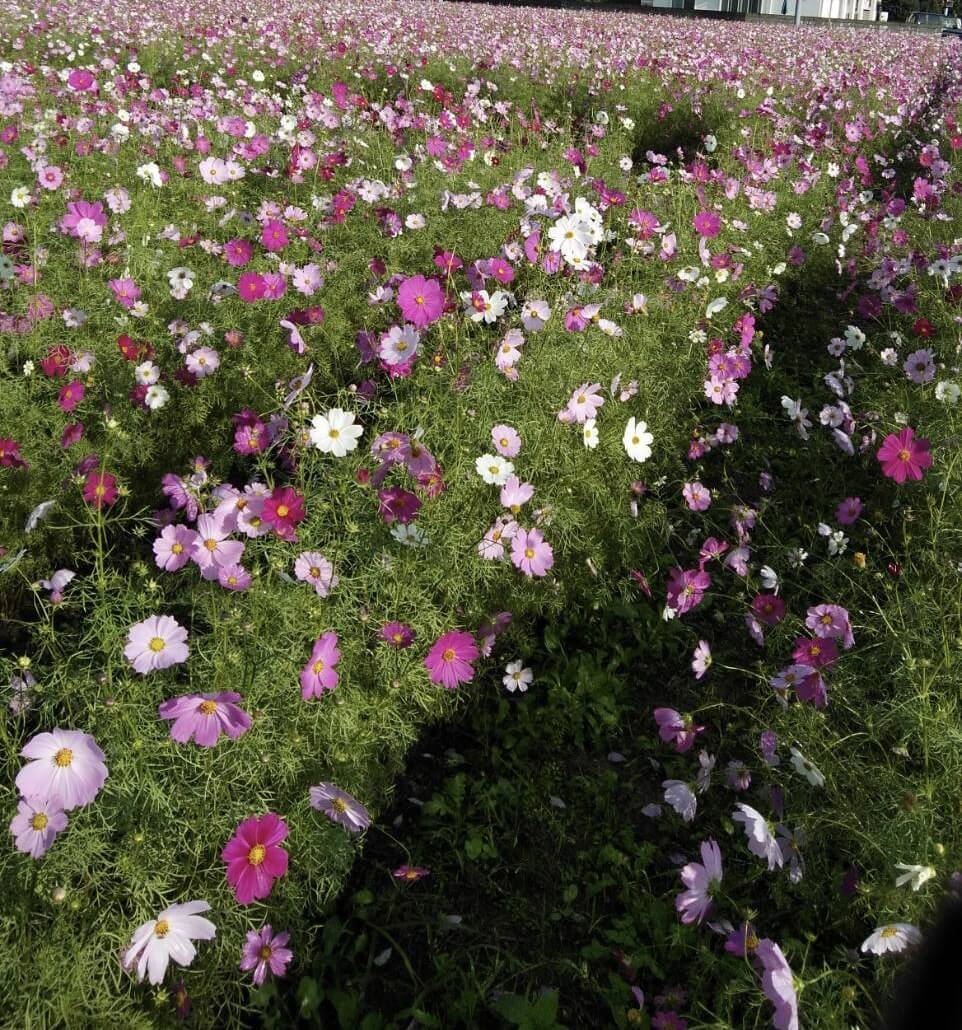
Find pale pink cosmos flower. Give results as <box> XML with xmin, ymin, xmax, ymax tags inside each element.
<box><xmin>10</xmin><ymin>796</ymin><xmax>68</xmax><ymax>858</ymax></box>
<box><xmin>124</xmin><ymin>901</ymin><xmax>216</xmax><ymax>985</ymax></box>
<box><xmin>510</xmin><ymin>527</ymin><xmax>554</xmax><ymax>577</ymax></box>
<box><xmin>185</xmin><ymin>347</ymin><xmax>220</xmax><ymax>378</ymax></box>
<box><xmin>294</xmin><ymin>552</ymin><xmax>339</xmax><ymax>597</ymax></box>
<box><xmin>478</xmin><ymin>517</ymin><xmax>519</xmax><ymax>561</ymax></box>
<box><xmin>15</xmin><ymin>729</ymin><xmax>108</xmax><ymax>810</ymax></box>
<box><xmin>500</xmin><ymin>475</ymin><xmax>534</xmax><ymax>513</ymax></box>
<box><xmin>676</xmin><ymin>839</ymin><xmax>723</xmax><ymax>925</ymax></box>
<box><xmin>217</xmin><ymin>563</ymin><xmax>251</xmax><ymax>591</ymax></box>
<box><xmin>191</xmin><ymin>514</ymin><xmax>245</xmax><ymax>579</ymax></box>
<box><xmin>124</xmin><ymin>615</ymin><xmax>189</xmax><ymax>674</ymax></box>
<box><xmin>309</xmin><ymin>782</ymin><xmax>371</xmax><ymax>833</ymax></box>
<box><xmin>692</xmin><ymin>640</ymin><xmax>712</xmax><ymax>679</ymax></box>
<box><xmin>158</xmin><ymin>692</ymin><xmax>252</xmax><ymax>747</ymax></box>
<box><xmin>153</xmin><ymin>524</ymin><xmax>198</xmax><ymax>572</ymax></box>
<box><xmin>491</xmin><ymin>424</ymin><xmax>521</xmax><ymax>457</ymax></box>
<box><xmin>300</xmin><ymin>633</ymin><xmax>341</xmax><ymax>699</ymax></box>
<box><xmin>561</xmin><ymin>383</ymin><xmax>604</xmax><ymax>424</ymax></box>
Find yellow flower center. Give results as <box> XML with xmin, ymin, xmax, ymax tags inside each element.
<box><xmin>204</xmin><ymin>538</ymin><xmax>218</xmax><ymax>551</ymax></box>
<box><xmin>199</xmin><ymin>700</ymin><xmax>218</xmax><ymax>715</ymax></box>
<box><xmin>442</xmin><ymin>647</ymin><xmax>456</xmax><ymax>662</ymax></box>
<box><xmin>94</xmin><ymin>484</ymin><xmax>106</xmax><ymax>497</ymax></box>
<box><xmin>312</xmin><ymin>659</ymin><xmax>325</xmax><ymax>674</ymax></box>
<box><xmin>405</xmin><ymin>869</ymin><xmax>419</xmax><ymax>880</ymax></box>
<box><xmin>897</xmin><ymin>448</ymin><xmax>910</xmax><ymax>462</ymax></box>
<box><xmin>331</xmin><ymin>797</ymin><xmax>348</xmax><ymax>813</ymax></box>
<box><xmin>30</xmin><ymin>813</ymin><xmax>48</xmax><ymax>831</ymax></box>
<box><xmin>880</xmin><ymin>926</ymin><xmax>898</xmax><ymax>939</ymax></box>
<box><xmin>500</xmin><ymin>438</ymin><xmax>509</xmax><ymax>448</ymax></box>
<box><xmin>415</xmin><ymin>294</ymin><xmax>424</xmax><ymax>305</ymax></box>
<box><xmin>171</xmin><ymin>543</ymin><xmax>183</xmax><ymax>554</ymax></box>
<box><xmin>149</xmin><ymin>637</ymin><xmax>166</xmax><ymax>653</ymax></box>
<box><xmin>309</xmin><ymin>567</ymin><xmax>320</xmax><ymax>578</ymax></box>
<box><xmin>276</xmin><ymin>504</ymin><xmax>289</xmax><ymax>518</ymax></box>
<box><xmin>329</xmin><ymin>428</ymin><xmax>340</xmax><ymax>438</ymax></box>
<box><xmin>247</xmin><ymin>844</ymin><xmax>266</xmax><ymax>866</ymax></box>
<box><xmin>154</xmin><ymin>919</ymin><xmax>171</xmax><ymax>938</ymax></box>
<box><xmin>258</xmin><ymin>945</ymin><xmax>273</xmax><ymax>960</ymax></box>
<box><xmin>632</xmin><ymin>436</ymin><xmax>640</xmax><ymax>445</ymax></box>
<box><xmin>488</xmin><ymin>465</ymin><xmax>498</xmax><ymax>475</ymax></box>
<box><xmin>525</xmin><ymin>547</ymin><xmax>535</xmax><ymax>559</ymax></box>
<box><xmin>54</xmin><ymin>747</ymin><xmax>73</xmax><ymax>767</ymax></box>
<box><xmin>392</xmin><ymin>632</ymin><xmax>403</xmax><ymax>643</ymax></box>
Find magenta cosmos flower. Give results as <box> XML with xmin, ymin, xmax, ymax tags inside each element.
<box><xmin>510</xmin><ymin>527</ymin><xmax>554</xmax><ymax>578</ymax></box>
<box><xmin>876</xmin><ymin>427</ymin><xmax>932</xmax><ymax>483</ymax></box>
<box><xmin>393</xmin><ymin>864</ymin><xmax>430</xmax><ymax>883</ymax></box>
<box><xmin>262</xmin><ymin>487</ymin><xmax>305</xmax><ymax>541</ymax></box>
<box><xmin>15</xmin><ymin>729</ymin><xmax>108</xmax><ymax>810</ymax></box>
<box><xmin>300</xmin><ymin>633</ymin><xmax>341</xmax><ymax>699</ymax></box>
<box><xmin>10</xmin><ymin>796</ymin><xmax>68</xmax><ymax>858</ymax></box>
<box><xmin>124</xmin><ymin>615</ymin><xmax>189</xmax><ymax>674</ymax></box>
<box><xmin>158</xmin><ymin>692</ymin><xmax>252</xmax><ymax>747</ymax></box>
<box><xmin>397</xmin><ymin>274</ymin><xmax>444</xmax><ymax>328</ymax></box>
<box><xmin>309</xmin><ymin>782</ymin><xmax>371</xmax><ymax>834</ymax></box>
<box><xmin>82</xmin><ymin>470</ymin><xmax>118</xmax><ymax>508</ymax></box>
<box><xmin>424</xmin><ymin>630</ymin><xmax>479</xmax><ymax>689</ymax></box>
<box><xmin>654</xmin><ymin>708</ymin><xmax>705</xmax><ymax>753</ymax></box>
<box><xmin>380</xmin><ymin>621</ymin><xmax>416</xmax><ymax>648</ymax></box>
<box><xmin>676</xmin><ymin>838</ymin><xmax>723</xmax><ymax>925</ymax></box>
<box><xmin>240</xmin><ymin>925</ymin><xmax>292</xmax><ymax>986</ymax></box>
<box><xmin>222</xmin><ymin>814</ymin><xmax>289</xmax><ymax>904</ymax></box>
<box><xmin>666</xmin><ymin>567</ymin><xmax>710</xmax><ymax>615</ymax></box>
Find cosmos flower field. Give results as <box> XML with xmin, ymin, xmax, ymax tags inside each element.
<box><xmin>2</xmin><ymin>0</ymin><xmax>962</xmax><ymax>1024</ymax></box>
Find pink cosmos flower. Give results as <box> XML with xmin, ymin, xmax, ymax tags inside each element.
<box><xmin>124</xmin><ymin>615</ymin><xmax>189</xmax><ymax>674</ymax></box>
<box><xmin>261</xmin><ymin>218</ymin><xmax>288</xmax><ymax>252</ymax></box>
<box><xmin>67</xmin><ymin>69</ymin><xmax>96</xmax><ymax>92</ymax></box>
<box><xmin>309</xmin><ymin>782</ymin><xmax>371</xmax><ymax>833</ymax></box>
<box><xmin>262</xmin><ymin>487</ymin><xmax>305</xmax><ymax>541</ymax></box>
<box><xmin>381</xmin><ymin>621</ymin><xmax>416</xmax><ymax>648</ymax></box>
<box><xmin>190</xmin><ymin>514</ymin><xmax>244</xmax><ymax>580</ymax></box>
<box><xmin>10</xmin><ymin>796</ymin><xmax>68</xmax><ymax>858</ymax></box>
<box><xmin>756</xmin><ymin>939</ymin><xmax>799</xmax><ymax>1030</ymax></box>
<box><xmin>15</xmin><ymin>729</ymin><xmax>108</xmax><ymax>810</ymax></box>
<box><xmin>666</xmin><ymin>567</ymin><xmax>710</xmax><ymax>615</ymax></box>
<box><xmin>82</xmin><ymin>470</ymin><xmax>118</xmax><ymax>508</ymax></box>
<box><xmin>108</xmin><ymin>278</ymin><xmax>141</xmax><ymax>309</ymax></box>
<box><xmin>491</xmin><ymin>424</ymin><xmax>521</xmax><ymax>457</ymax></box>
<box><xmin>393</xmin><ymin>864</ymin><xmax>430</xmax><ymax>883</ymax></box>
<box><xmin>217</xmin><ymin>563</ymin><xmax>251</xmax><ymax>591</ymax></box>
<box><xmin>224</xmin><ymin>238</ymin><xmax>252</xmax><ymax>267</ymax></box>
<box><xmin>185</xmin><ymin>347</ymin><xmax>220</xmax><ymax>378</ymax></box>
<box><xmin>240</xmin><ymin>925</ymin><xmax>292</xmax><ymax>987</ymax></box>
<box><xmin>682</xmin><ymin>481</ymin><xmax>711</xmax><ymax>511</ymax></box>
<box><xmin>510</xmin><ymin>527</ymin><xmax>554</xmax><ymax>577</ymax></box>
<box><xmin>805</xmin><ymin>603</ymin><xmax>854</xmax><ymax>649</ymax></box>
<box><xmin>693</xmin><ymin>210</ymin><xmax>721</xmax><ymax>238</ymax></box>
<box><xmin>237</xmin><ymin>271</ymin><xmax>266</xmax><ymax>303</ymax></box>
<box><xmin>561</xmin><ymin>382</ymin><xmax>604</xmax><ymax>424</ymax></box>
<box><xmin>424</xmin><ymin>631</ymin><xmax>479</xmax><ymax>689</ymax></box>
<box><xmin>294</xmin><ymin>552</ymin><xmax>339</xmax><ymax>597</ymax></box>
<box><xmin>159</xmin><ymin>692</ymin><xmax>252</xmax><ymax>747</ymax></box>
<box><xmin>691</xmin><ymin>640</ymin><xmax>712</xmax><ymax>679</ymax></box>
<box><xmin>500</xmin><ymin>475</ymin><xmax>534</xmax><ymax>513</ymax></box>
<box><xmin>397</xmin><ymin>274</ymin><xmax>444</xmax><ymax>328</ymax></box>
<box><xmin>732</xmin><ymin>804</ymin><xmax>783</xmax><ymax>870</ymax></box>
<box><xmin>58</xmin><ymin>380</ymin><xmax>84</xmax><ymax>413</ymax></box>
<box><xmin>222</xmin><ymin>814</ymin><xmax>289</xmax><ymax>905</ymax></box>
<box><xmin>791</xmin><ymin>635</ymin><xmax>837</xmax><ymax>669</ymax></box>
<box><xmin>676</xmin><ymin>839</ymin><xmax>722</xmax><ymax>925</ymax></box>
<box><xmin>835</xmin><ymin>497</ymin><xmax>862</xmax><ymax>525</ymax></box>
<box><xmin>877</xmin><ymin>427</ymin><xmax>932</xmax><ymax>483</ymax></box>
<box><xmin>751</xmin><ymin>594</ymin><xmax>785</xmax><ymax>626</ymax></box>
<box><xmin>300</xmin><ymin>632</ymin><xmax>341</xmax><ymax>699</ymax></box>
<box><xmin>153</xmin><ymin>524</ymin><xmax>198</xmax><ymax>572</ymax></box>
<box><xmin>654</xmin><ymin>708</ymin><xmax>705</xmax><ymax>753</ymax></box>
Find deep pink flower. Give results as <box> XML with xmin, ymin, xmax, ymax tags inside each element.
<box><xmin>108</xmin><ymin>278</ymin><xmax>141</xmax><ymax>309</ymax></box>
<box><xmin>237</xmin><ymin>271</ymin><xmax>266</xmax><ymax>303</ymax></box>
<box><xmin>82</xmin><ymin>470</ymin><xmax>118</xmax><ymax>508</ymax></box>
<box><xmin>0</xmin><ymin>438</ymin><xmax>28</xmax><ymax>469</ymax></box>
<box><xmin>60</xmin><ymin>422</ymin><xmax>84</xmax><ymax>448</ymax></box>
<box><xmin>693</xmin><ymin>209</ymin><xmax>721</xmax><ymax>238</ymax></box>
<box><xmin>262</xmin><ymin>487</ymin><xmax>305</xmax><ymax>540</ymax></box>
<box><xmin>381</xmin><ymin>621</ymin><xmax>415</xmax><ymax>648</ymax></box>
<box><xmin>260</xmin><ymin>219</ymin><xmax>288</xmax><ymax>252</ymax></box>
<box><xmin>240</xmin><ymin>925</ymin><xmax>292</xmax><ymax>987</ymax></box>
<box><xmin>751</xmin><ymin>594</ymin><xmax>785</xmax><ymax>626</ymax></box>
<box><xmin>222</xmin><ymin>814</ymin><xmax>289</xmax><ymax>905</ymax></box>
<box><xmin>397</xmin><ymin>274</ymin><xmax>444</xmax><ymax>328</ymax></box>
<box><xmin>876</xmin><ymin>427</ymin><xmax>932</xmax><ymax>484</ymax></box>
<box><xmin>58</xmin><ymin>380</ymin><xmax>84</xmax><ymax>413</ymax></box>
<box><xmin>791</xmin><ymin>635</ymin><xmax>838</xmax><ymax>669</ymax></box>
<box><xmin>393</xmin><ymin>864</ymin><xmax>430</xmax><ymax>882</ymax></box>
<box><xmin>424</xmin><ymin>630</ymin><xmax>479</xmax><ymax>689</ymax></box>
<box><xmin>224</xmin><ymin>238</ymin><xmax>253</xmax><ymax>267</ymax></box>
<box><xmin>158</xmin><ymin>692</ymin><xmax>252</xmax><ymax>747</ymax></box>
<box><xmin>666</xmin><ymin>567</ymin><xmax>710</xmax><ymax>615</ymax></box>
<box><xmin>300</xmin><ymin>632</ymin><xmax>341</xmax><ymax>699</ymax></box>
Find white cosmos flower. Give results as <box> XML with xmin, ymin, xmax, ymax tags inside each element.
<box><xmin>145</xmin><ymin>384</ymin><xmax>170</xmax><ymax>411</ymax></box>
<box><xmin>623</xmin><ymin>417</ymin><xmax>653</xmax><ymax>463</ymax></box>
<box><xmin>503</xmin><ymin>660</ymin><xmax>533</xmax><ymax>693</ymax></box>
<box><xmin>860</xmin><ymin>923</ymin><xmax>921</xmax><ymax>956</ymax></box>
<box><xmin>582</xmin><ymin>418</ymin><xmax>599</xmax><ymax>450</ymax></box>
<box><xmin>123</xmin><ymin>900</ymin><xmax>216</xmax><ymax>985</ymax></box>
<box><xmin>475</xmin><ymin>454</ymin><xmax>514</xmax><ymax>486</ymax></box>
<box><xmin>894</xmin><ymin>863</ymin><xmax>937</xmax><ymax>892</ymax></box>
<box><xmin>706</xmin><ymin>297</ymin><xmax>728</xmax><ymax>318</ymax></box>
<box><xmin>134</xmin><ymin>361</ymin><xmax>160</xmax><ymax>386</ymax></box>
<box><xmin>11</xmin><ymin>186</ymin><xmax>31</xmax><ymax>208</ymax></box>
<box><xmin>309</xmin><ymin>408</ymin><xmax>363</xmax><ymax>457</ymax></box>
<box><xmin>789</xmin><ymin>747</ymin><xmax>825</xmax><ymax>787</ymax></box>
<box><xmin>935</xmin><ymin>381</ymin><xmax>960</xmax><ymax>404</ymax></box>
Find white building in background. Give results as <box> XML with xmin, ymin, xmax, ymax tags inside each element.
<box><xmin>643</xmin><ymin>0</ymin><xmax>880</xmax><ymax>19</ymax></box>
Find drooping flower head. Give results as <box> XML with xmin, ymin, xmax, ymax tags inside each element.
<box><xmin>124</xmin><ymin>901</ymin><xmax>216</xmax><ymax>985</ymax></box>
<box><xmin>309</xmin><ymin>782</ymin><xmax>371</xmax><ymax>834</ymax></box>
<box><xmin>424</xmin><ymin>631</ymin><xmax>479</xmax><ymax>689</ymax></box>
<box><xmin>222</xmin><ymin>814</ymin><xmax>289</xmax><ymax>905</ymax></box>
<box><xmin>15</xmin><ymin>729</ymin><xmax>108</xmax><ymax>810</ymax></box>
<box><xmin>158</xmin><ymin>692</ymin><xmax>252</xmax><ymax>747</ymax></box>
